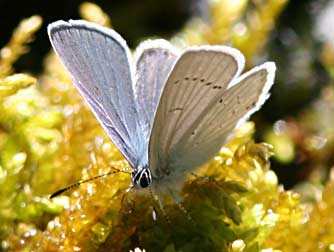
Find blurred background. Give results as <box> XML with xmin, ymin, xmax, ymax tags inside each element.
<box><xmin>0</xmin><ymin>0</ymin><xmax>332</xmax><ymax>190</ymax></box>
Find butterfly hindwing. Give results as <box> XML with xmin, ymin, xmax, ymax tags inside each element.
<box><xmin>133</xmin><ymin>40</ymin><xmax>180</xmax><ymax>136</ymax></box>
<box><xmin>167</xmin><ymin>62</ymin><xmax>276</xmax><ymax>172</ymax></box>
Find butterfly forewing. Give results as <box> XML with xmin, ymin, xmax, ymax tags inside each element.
<box><xmin>133</xmin><ymin>40</ymin><xmax>180</xmax><ymax>135</ymax></box>
<box><xmin>48</xmin><ymin>20</ymin><xmax>144</xmax><ymax>166</ymax></box>
<box><xmin>149</xmin><ymin>46</ymin><xmax>246</xmax><ymax>177</ymax></box>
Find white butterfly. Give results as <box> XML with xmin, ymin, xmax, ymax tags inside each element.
<box><xmin>48</xmin><ymin>20</ymin><xmax>276</xmax><ymax>197</ymax></box>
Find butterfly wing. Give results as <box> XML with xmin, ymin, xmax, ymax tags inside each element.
<box><xmin>148</xmin><ymin>46</ymin><xmax>246</xmax><ymax>178</ymax></box>
<box><xmin>48</xmin><ymin>20</ymin><xmax>144</xmax><ymax>167</ymax></box>
<box><xmin>133</xmin><ymin>40</ymin><xmax>180</xmax><ymax>136</ymax></box>
<box><xmin>149</xmin><ymin>46</ymin><xmax>275</xmax><ymax>181</ymax></box>
<box><xmin>166</xmin><ymin>62</ymin><xmax>276</xmax><ymax>171</ymax></box>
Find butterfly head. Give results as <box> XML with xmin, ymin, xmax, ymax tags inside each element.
<box><xmin>132</xmin><ymin>166</ymin><xmax>152</xmax><ymax>189</ymax></box>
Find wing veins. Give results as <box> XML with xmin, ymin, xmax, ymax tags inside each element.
<box><xmin>67</xmin><ymin>34</ymin><xmax>132</xmax><ymax>142</ymax></box>
<box><xmin>166</xmin><ymin>54</ymin><xmax>235</xmax><ymax>153</ymax></box>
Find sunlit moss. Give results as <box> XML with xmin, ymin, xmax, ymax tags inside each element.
<box><xmin>79</xmin><ymin>2</ymin><xmax>111</xmax><ymax>27</ymax></box>
<box><xmin>265</xmin><ymin>124</ymin><xmax>295</xmax><ymax>163</ymax></box>
<box><xmin>0</xmin><ymin>15</ymin><xmax>42</xmax><ymax>77</ymax></box>
<box><xmin>263</xmin><ymin>170</ymin><xmax>334</xmax><ymax>252</ymax></box>
<box><xmin>173</xmin><ymin>0</ymin><xmax>288</xmax><ymax>66</ymax></box>
<box><xmin>0</xmin><ymin>1</ymin><xmax>333</xmax><ymax>252</ymax></box>
<box><xmin>0</xmin><ymin>74</ymin><xmax>36</xmax><ymax>98</ymax></box>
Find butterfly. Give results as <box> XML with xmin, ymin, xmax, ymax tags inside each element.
<box><xmin>48</xmin><ymin>20</ymin><xmax>276</xmax><ymax>198</ymax></box>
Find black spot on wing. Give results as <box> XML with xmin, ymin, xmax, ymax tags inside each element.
<box><xmin>169</xmin><ymin>107</ymin><xmax>183</xmax><ymax>112</ymax></box>
<box><xmin>236</xmin><ymin>95</ymin><xmax>241</xmax><ymax>104</ymax></box>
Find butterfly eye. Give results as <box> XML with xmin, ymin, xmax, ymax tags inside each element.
<box><xmin>132</xmin><ymin>168</ymin><xmax>152</xmax><ymax>188</ymax></box>
<box><xmin>139</xmin><ymin>169</ymin><xmax>152</xmax><ymax>188</ymax></box>
<box><xmin>140</xmin><ymin>176</ymin><xmax>150</xmax><ymax>188</ymax></box>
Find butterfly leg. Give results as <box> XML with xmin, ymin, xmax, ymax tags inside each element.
<box><xmin>191</xmin><ymin>172</ymin><xmax>216</xmax><ymax>182</ymax></box>
<box><xmin>155</xmin><ymin>191</ymin><xmax>171</xmax><ymax>224</ymax></box>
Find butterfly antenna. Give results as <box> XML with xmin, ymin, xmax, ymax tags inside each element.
<box><xmin>168</xmin><ymin>189</ymin><xmax>194</xmax><ymax>224</ymax></box>
<box><xmin>191</xmin><ymin>172</ymin><xmax>216</xmax><ymax>182</ymax></box>
<box><xmin>50</xmin><ymin>167</ymin><xmax>131</xmax><ymax>199</ymax></box>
